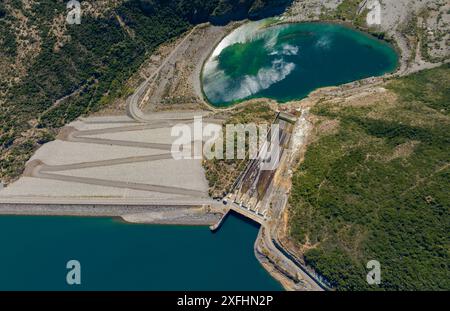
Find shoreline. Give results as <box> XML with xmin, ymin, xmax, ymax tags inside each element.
<box><xmin>0</xmin><ymin>202</ymin><xmax>224</xmax><ymax>226</ymax></box>
<box><xmin>1</xmin><ymin>12</ymin><xmax>447</xmax><ymax>292</ymax></box>
<box><xmin>199</xmin><ymin>18</ymin><xmax>402</xmax><ymax>110</ymax></box>
<box><xmin>0</xmin><ymin>201</ymin><xmax>294</xmax><ymax>290</ymax></box>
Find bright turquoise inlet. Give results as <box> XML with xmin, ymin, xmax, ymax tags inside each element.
<box><xmin>202</xmin><ymin>20</ymin><xmax>399</xmax><ymax>107</ymax></box>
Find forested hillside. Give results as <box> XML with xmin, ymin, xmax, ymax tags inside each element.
<box><xmin>289</xmin><ymin>64</ymin><xmax>449</xmax><ymax>290</ymax></box>
<box><xmin>0</xmin><ymin>0</ymin><xmax>291</xmax><ymax>183</ymax></box>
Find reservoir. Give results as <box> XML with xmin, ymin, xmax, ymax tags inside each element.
<box><xmin>0</xmin><ymin>213</ymin><xmax>282</xmax><ymax>290</ymax></box>
<box><xmin>202</xmin><ymin>20</ymin><xmax>398</xmax><ymax>107</ymax></box>
<box><xmin>0</xmin><ymin>21</ymin><xmax>400</xmax><ymax>292</ymax></box>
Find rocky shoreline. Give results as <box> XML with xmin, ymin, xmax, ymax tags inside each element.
<box><xmin>1</xmin><ymin>1</ymin><xmax>448</xmax><ymax>292</ymax></box>
<box><xmin>0</xmin><ymin>203</ymin><xmax>223</xmax><ymax>226</ymax></box>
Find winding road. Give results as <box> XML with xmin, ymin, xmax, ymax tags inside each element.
<box><xmin>127</xmin><ymin>27</ymin><xmax>200</xmax><ymax>122</ymax></box>
<box><xmin>1</xmin><ymin>23</ymin><xmax>325</xmax><ymax>291</ymax></box>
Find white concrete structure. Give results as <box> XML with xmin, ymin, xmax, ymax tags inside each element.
<box><xmin>0</xmin><ymin>114</ymin><xmax>212</xmax><ymax>203</ymax></box>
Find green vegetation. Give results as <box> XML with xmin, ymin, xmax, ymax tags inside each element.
<box><xmin>353</xmin><ymin>8</ymin><xmax>368</xmax><ymax>28</ymax></box>
<box><xmin>289</xmin><ymin>64</ymin><xmax>450</xmax><ymax>290</ymax></box>
<box><xmin>0</xmin><ymin>3</ymin><xmax>17</xmax><ymax>57</ymax></box>
<box><xmin>211</xmin><ymin>0</ymin><xmax>291</xmax><ymax>23</ymax></box>
<box><xmin>388</xmin><ymin>65</ymin><xmax>449</xmax><ymax>115</ymax></box>
<box><xmin>0</xmin><ymin>0</ymin><xmax>289</xmax><ymax>183</ymax></box>
<box><xmin>203</xmin><ymin>102</ymin><xmax>275</xmax><ymax>197</ymax></box>
<box><xmin>334</xmin><ymin>0</ymin><xmax>360</xmax><ymax>21</ymax></box>
<box><xmin>1</xmin><ymin>0</ymin><xmax>189</xmax><ymax>181</ymax></box>
<box><xmin>320</xmin><ymin>0</ymin><xmax>361</xmax><ymax>23</ymax></box>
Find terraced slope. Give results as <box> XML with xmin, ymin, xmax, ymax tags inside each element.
<box><xmin>0</xmin><ymin>0</ymin><xmax>292</xmax><ymax>184</ymax></box>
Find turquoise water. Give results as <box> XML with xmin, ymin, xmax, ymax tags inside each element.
<box><xmin>0</xmin><ymin>213</ymin><xmax>282</xmax><ymax>290</ymax></box>
<box><xmin>202</xmin><ymin>21</ymin><xmax>398</xmax><ymax>107</ymax></box>
<box><xmin>0</xmin><ymin>21</ymin><xmax>400</xmax><ymax>292</ymax></box>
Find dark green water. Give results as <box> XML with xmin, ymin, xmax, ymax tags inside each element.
<box><xmin>202</xmin><ymin>21</ymin><xmax>398</xmax><ymax>107</ymax></box>
<box><xmin>0</xmin><ymin>213</ymin><xmax>282</xmax><ymax>290</ymax></box>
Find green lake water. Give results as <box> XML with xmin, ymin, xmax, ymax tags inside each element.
<box><xmin>202</xmin><ymin>21</ymin><xmax>398</xmax><ymax>107</ymax></box>
<box><xmin>0</xmin><ymin>213</ymin><xmax>281</xmax><ymax>290</ymax></box>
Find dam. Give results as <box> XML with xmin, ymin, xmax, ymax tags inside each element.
<box><xmin>211</xmin><ymin>111</ymin><xmax>298</xmax><ymax>230</ymax></box>
<box><xmin>0</xmin><ymin>18</ymin><xmax>399</xmax><ymax>290</ymax></box>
